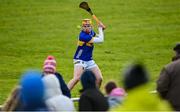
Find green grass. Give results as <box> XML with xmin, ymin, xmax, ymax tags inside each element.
<box><xmin>0</xmin><ymin>0</ymin><xmax>180</xmax><ymax>104</ymax></box>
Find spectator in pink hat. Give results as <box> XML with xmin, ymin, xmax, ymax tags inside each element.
<box><xmin>105</xmin><ymin>81</ymin><xmax>126</xmax><ymax>108</ymax></box>
<box><xmin>42</xmin><ymin>55</ymin><xmax>71</xmax><ymax>98</ymax></box>
<box><xmin>43</xmin><ymin>55</ymin><xmax>57</xmax><ymax>74</ymax></box>
<box><xmin>109</xmin><ymin>88</ymin><xmax>126</xmax><ymax>107</ymax></box>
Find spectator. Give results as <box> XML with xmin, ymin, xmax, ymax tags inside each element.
<box><xmin>157</xmin><ymin>43</ymin><xmax>180</xmax><ymax>110</ymax></box>
<box><xmin>20</xmin><ymin>70</ymin><xmax>48</xmax><ymax>111</ymax></box>
<box><xmin>79</xmin><ymin>70</ymin><xmax>109</xmax><ymax>111</ymax></box>
<box><xmin>2</xmin><ymin>86</ymin><xmax>22</xmax><ymax>111</ymax></box>
<box><xmin>42</xmin><ymin>75</ymin><xmax>75</xmax><ymax>111</ymax></box>
<box><xmin>112</xmin><ymin>63</ymin><xmax>171</xmax><ymax>111</ymax></box>
<box><xmin>42</xmin><ymin>55</ymin><xmax>71</xmax><ymax>98</ymax></box>
<box><xmin>105</xmin><ymin>81</ymin><xmax>126</xmax><ymax>108</ymax></box>
<box><xmin>123</xmin><ymin>63</ymin><xmax>149</xmax><ymax>90</ymax></box>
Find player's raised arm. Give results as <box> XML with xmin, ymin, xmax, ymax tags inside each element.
<box><xmin>93</xmin><ymin>25</ymin><xmax>104</xmax><ymax>43</ymax></box>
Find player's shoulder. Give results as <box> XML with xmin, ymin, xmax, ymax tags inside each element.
<box><xmin>79</xmin><ymin>30</ymin><xmax>86</xmax><ymax>35</ymax></box>
<box><xmin>79</xmin><ymin>31</ymin><xmax>89</xmax><ymax>39</ymax></box>
<box><xmin>79</xmin><ymin>31</ymin><xmax>85</xmax><ymax>37</ymax></box>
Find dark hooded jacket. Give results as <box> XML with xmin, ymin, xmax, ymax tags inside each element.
<box><xmin>157</xmin><ymin>44</ymin><xmax>180</xmax><ymax>111</ymax></box>
<box><xmin>42</xmin><ymin>72</ymin><xmax>71</xmax><ymax>98</ymax></box>
<box><xmin>157</xmin><ymin>58</ymin><xmax>180</xmax><ymax>110</ymax></box>
<box><xmin>54</xmin><ymin>72</ymin><xmax>71</xmax><ymax>98</ymax></box>
<box><xmin>79</xmin><ymin>71</ymin><xmax>109</xmax><ymax>111</ymax></box>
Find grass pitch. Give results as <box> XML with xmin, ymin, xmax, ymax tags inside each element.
<box><xmin>0</xmin><ymin>0</ymin><xmax>180</xmax><ymax>104</ymax></box>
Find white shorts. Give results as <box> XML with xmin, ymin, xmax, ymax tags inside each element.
<box><xmin>73</xmin><ymin>59</ymin><xmax>97</xmax><ymax>70</ymax></box>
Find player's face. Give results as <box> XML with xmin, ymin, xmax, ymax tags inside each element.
<box><xmin>82</xmin><ymin>24</ymin><xmax>92</xmax><ymax>33</ymax></box>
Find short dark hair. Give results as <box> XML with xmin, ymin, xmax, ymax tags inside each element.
<box><xmin>105</xmin><ymin>81</ymin><xmax>117</xmax><ymax>94</ymax></box>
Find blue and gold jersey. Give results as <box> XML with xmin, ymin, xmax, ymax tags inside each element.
<box><xmin>74</xmin><ymin>30</ymin><xmax>96</xmax><ymax>61</ymax></box>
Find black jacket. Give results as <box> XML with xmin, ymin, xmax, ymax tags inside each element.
<box><xmin>157</xmin><ymin>59</ymin><xmax>180</xmax><ymax>110</ymax></box>
<box><xmin>79</xmin><ymin>88</ymin><xmax>109</xmax><ymax>111</ymax></box>
<box><xmin>42</xmin><ymin>72</ymin><xmax>71</xmax><ymax>98</ymax></box>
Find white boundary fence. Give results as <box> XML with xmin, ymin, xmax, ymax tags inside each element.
<box><xmin>71</xmin><ymin>97</ymin><xmax>80</xmax><ymax>102</ymax></box>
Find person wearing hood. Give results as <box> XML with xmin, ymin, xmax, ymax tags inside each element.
<box><xmin>42</xmin><ymin>55</ymin><xmax>71</xmax><ymax>98</ymax></box>
<box><xmin>157</xmin><ymin>43</ymin><xmax>180</xmax><ymax>110</ymax></box>
<box><xmin>20</xmin><ymin>70</ymin><xmax>48</xmax><ymax>111</ymax></box>
<box><xmin>79</xmin><ymin>70</ymin><xmax>109</xmax><ymax>111</ymax></box>
<box><xmin>112</xmin><ymin>63</ymin><xmax>171</xmax><ymax>111</ymax></box>
<box><xmin>42</xmin><ymin>74</ymin><xmax>75</xmax><ymax>111</ymax></box>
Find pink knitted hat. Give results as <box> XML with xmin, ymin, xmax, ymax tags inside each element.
<box><xmin>43</xmin><ymin>55</ymin><xmax>56</xmax><ymax>73</ymax></box>
<box><xmin>110</xmin><ymin>88</ymin><xmax>126</xmax><ymax>97</ymax></box>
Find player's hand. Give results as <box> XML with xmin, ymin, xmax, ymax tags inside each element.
<box><xmin>98</xmin><ymin>21</ymin><xmax>106</xmax><ymax>30</ymax></box>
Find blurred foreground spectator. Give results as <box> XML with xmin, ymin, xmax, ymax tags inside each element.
<box><xmin>113</xmin><ymin>63</ymin><xmax>171</xmax><ymax>111</ymax></box>
<box><xmin>43</xmin><ymin>75</ymin><xmax>75</xmax><ymax>111</ymax></box>
<box><xmin>105</xmin><ymin>81</ymin><xmax>126</xmax><ymax>108</ymax></box>
<box><xmin>42</xmin><ymin>55</ymin><xmax>71</xmax><ymax>98</ymax></box>
<box><xmin>20</xmin><ymin>70</ymin><xmax>48</xmax><ymax>111</ymax></box>
<box><xmin>79</xmin><ymin>70</ymin><xmax>109</xmax><ymax>111</ymax></box>
<box><xmin>2</xmin><ymin>86</ymin><xmax>21</xmax><ymax>111</ymax></box>
<box><xmin>157</xmin><ymin>43</ymin><xmax>180</xmax><ymax>111</ymax></box>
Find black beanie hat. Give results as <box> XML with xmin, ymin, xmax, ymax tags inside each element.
<box><xmin>123</xmin><ymin>63</ymin><xmax>149</xmax><ymax>90</ymax></box>
<box><xmin>173</xmin><ymin>43</ymin><xmax>180</xmax><ymax>54</ymax></box>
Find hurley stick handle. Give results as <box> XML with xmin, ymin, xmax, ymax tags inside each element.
<box><xmin>92</xmin><ymin>15</ymin><xmax>106</xmax><ymax>29</ymax></box>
